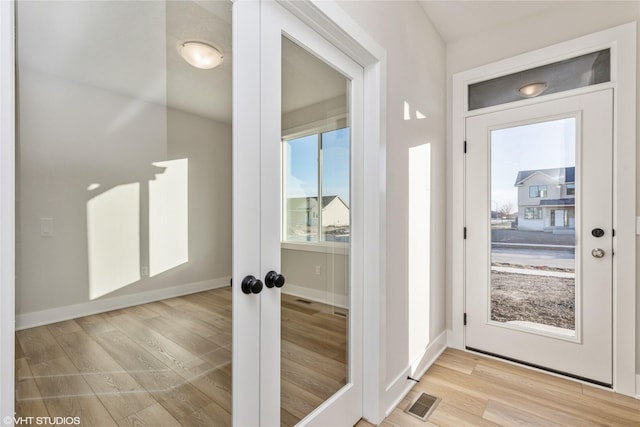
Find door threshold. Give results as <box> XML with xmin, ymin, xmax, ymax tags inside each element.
<box><xmin>465</xmin><ymin>346</ymin><xmax>612</xmax><ymax>389</ymax></box>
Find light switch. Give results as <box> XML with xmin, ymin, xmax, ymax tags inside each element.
<box><xmin>41</xmin><ymin>218</ymin><xmax>53</xmax><ymax>237</ymax></box>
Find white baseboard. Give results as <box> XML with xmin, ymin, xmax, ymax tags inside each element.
<box><xmin>15</xmin><ymin>277</ymin><xmax>230</xmax><ymax>330</ymax></box>
<box><xmin>282</xmin><ymin>282</ymin><xmax>348</xmax><ymax>309</ymax></box>
<box><xmin>384</xmin><ymin>330</ymin><xmax>448</xmax><ymax>416</ymax></box>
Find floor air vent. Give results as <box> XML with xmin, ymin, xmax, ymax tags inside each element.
<box><xmin>405</xmin><ymin>392</ymin><xmax>440</xmax><ymax>421</ymax></box>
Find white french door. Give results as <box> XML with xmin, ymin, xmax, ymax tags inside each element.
<box><xmin>234</xmin><ymin>1</ymin><xmax>364</xmax><ymax>425</ymax></box>
<box><xmin>464</xmin><ymin>89</ymin><xmax>613</xmax><ymax>385</ymax></box>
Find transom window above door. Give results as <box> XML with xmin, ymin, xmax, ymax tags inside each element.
<box><xmin>468</xmin><ymin>49</ymin><xmax>610</xmax><ymax>110</ymax></box>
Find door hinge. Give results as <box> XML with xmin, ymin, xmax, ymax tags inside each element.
<box><xmin>463</xmin><ymin>313</ymin><xmax>467</xmax><ymax>326</ymax></box>
<box><xmin>612</xmin><ymin>229</ymin><xmax>616</xmax><ymax>237</ymax></box>
<box><xmin>463</xmin><ymin>140</ymin><xmax>467</xmax><ymax>154</ymax></box>
<box><xmin>463</xmin><ymin>227</ymin><xmax>467</xmax><ymax>239</ymax></box>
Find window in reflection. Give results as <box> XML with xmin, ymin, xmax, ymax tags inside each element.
<box><xmin>283</xmin><ymin>129</ymin><xmax>350</xmax><ymax>243</ymax></box>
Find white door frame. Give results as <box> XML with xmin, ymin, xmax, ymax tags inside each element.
<box><xmin>0</xmin><ymin>0</ymin><xmax>388</xmax><ymax>423</ymax></box>
<box><xmin>450</xmin><ymin>22</ymin><xmax>637</xmax><ymax>396</ymax></box>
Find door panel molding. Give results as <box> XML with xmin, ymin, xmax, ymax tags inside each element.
<box><xmin>232</xmin><ymin>2</ymin><xmax>263</xmax><ymax>426</ymax></box>
<box><xmin>451</xmin><ymin>22</ymin><xmax>636</xmax><ymax>395</ymax></box>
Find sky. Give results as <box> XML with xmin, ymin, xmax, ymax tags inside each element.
<box><xmin>285</xmin><ymin>127</ymin><xmax>350</xmax><ymax>204</ymax></box>
<box><xmin>283</xmin><ymin>119</ymin><xmax>572</xmax><ymax>211</ymax></box>
<box><xmin>491</xmin><ymin>117</ymin><xmax>575</xmax><ymax>211</ymax></box>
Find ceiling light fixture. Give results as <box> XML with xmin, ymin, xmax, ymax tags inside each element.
<box><xmin>178</xmin><ymin>41</ymin><xmax>223</xmax><ymax>70</ymax></box>
<box><xmin>517</xmin><ymin>81</ymin><xmax>548</xmax><ymax>98</ymax></box>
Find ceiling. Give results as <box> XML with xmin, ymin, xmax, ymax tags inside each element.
<box><xmin>17</xmin><ymin>1</ymin><xmax>574</xmax><ymax>123</ymax></box>
<box><xmin>418</xmin><ymin>1</ymin><xmax>570</xmax><ymax>43</ymax></box>
<box><xmin>17</xmin><ymin>1</ymin><xmax>347</xmax><ymax>125</ymax></box>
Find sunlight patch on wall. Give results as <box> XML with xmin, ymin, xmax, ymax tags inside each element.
<box><xmin>408</xmin><ymin>143</ymin><xmax>431</xmax><ymax>364</ymax></box>
<box><xmin>87</xmin><ymin>183</ymin><xmax>141</xmax><ymax>299</ymax></box>
<box><xmin>404</xmin><ymin>101</ymin><xmax>411</xmax><ymax>121</ymax></box>
<box><xmin>149</xmin><ymin>158</ymin><xmax>189</xmax><ymax>276</ymax></box>
<box><xmin>404</xmin><ymin>101</ymin><xmax>427</xmax><ymax>121</ymax></box>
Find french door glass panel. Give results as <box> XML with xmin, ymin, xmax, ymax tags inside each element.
<box><xmin>465</xmin><ymin>90</ymin><xmax>613</xmax><ymax>385</ymax></box>
<box><xmin>16</xmin><ymin>1</ymin><xmax>234</xmax><ymax>425</ymax></box>
<box><xmin>281</xmin><ymin>35</ymin><xmax>350</xmax><ymax>426</ymax></box>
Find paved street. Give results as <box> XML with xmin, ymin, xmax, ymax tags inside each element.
<box><xmin>491</xmin><ymin>246</ymin><xmax>575</xmax><ymax>269</ymax></box>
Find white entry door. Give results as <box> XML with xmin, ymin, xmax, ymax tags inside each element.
<box><xmin>234</xmin><ymin>1</ymin><xmax>364</xmax><ymax>425</ymax></box>
<box><xmin>465</xmin><ymin>89</ymin><xmax>613</xmax><ymax>386</ymax></box>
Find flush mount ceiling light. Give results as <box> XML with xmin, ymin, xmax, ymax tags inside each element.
<box><xmin>178</xmin><ymin>41</ymin><xmax>223</xmax><ymax>70</ymax></box>
<box><xmin>517</xmin><ymin>81</ymin><xmax>548</xmax><ymax>98</ymax></box>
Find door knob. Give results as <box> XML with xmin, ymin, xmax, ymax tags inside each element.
<box><xmin>265</xmin><ymin>270</ymin><xmax>286</xmax><ymax>288</ymax></box>
<box><xmin>591</xmin><ymin>248</ymin><xmax>605</xmax><ymax>258</ymax></box>
<box><xmin>241</xmin><ymin>275</ymin><xmax>263</xmax><ymax>294</ymax></box>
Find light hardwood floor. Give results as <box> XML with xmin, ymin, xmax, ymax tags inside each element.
<box><xmin>356</xmin><ymin>348</ymin><xmax>640</xmax><ymax>427</ymax></box>
<box><xmin>15</xmin><ymin>288</ymin><xmax>346</xmax><ymax>426</ymax></box>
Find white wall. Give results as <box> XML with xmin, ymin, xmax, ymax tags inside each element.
<box><xmin>337</xmin><ymin>0</ymin><xmax>447</xmax><ymax>415</ymax></box>
<box><xmin>444</xmin><ymin>0</ymin><xmax>640</xmax><ymax>376</ymax></box>
<box><xmin>16</xmin><ymin>67</ymin><xmax>231</xmax><ymax>324</ymax></box>
<box><xmin>281</xmin><ymin>248</ymin><xmax>348</xmax><ymax>308</ymax></box>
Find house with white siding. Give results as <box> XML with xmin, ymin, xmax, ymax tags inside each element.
<box><xmin>515</xmin><ymin>166</ymin><xmax>575</xmax><ymax>232</ymax></box>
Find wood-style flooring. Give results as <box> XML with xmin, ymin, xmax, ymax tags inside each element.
<box><xmin>15</xmin><ymin>288</ymin><xmax>347</xmax><ymax>426</ymax></box>
<box><xmin>356</xmin><ymin>348</ymin><xmax>640</xmax><ymax>427</ymax></box>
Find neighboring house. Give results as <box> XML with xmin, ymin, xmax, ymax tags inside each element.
<box><xmin>514</xmin><ymin>167</ymin><xmax>575</xmax><ymax>232</ymax></box>
<box><xmin>286</xmin><ymin>195</ymin><xmax>349</xmax><ymax>238</ymax></box>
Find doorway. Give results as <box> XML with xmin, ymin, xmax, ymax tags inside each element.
<box><xmin>451</xmin><ymin>22</ymin><xmax>636</xmax><ymax>395</ymax></box>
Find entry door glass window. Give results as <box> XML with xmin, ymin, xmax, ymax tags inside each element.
<box><xmin>490</xmin><ymin>118</ymin><xmax>577</xmax><ymax>336</ymax></box>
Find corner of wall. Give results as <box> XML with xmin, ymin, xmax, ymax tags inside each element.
<box><xmin>382</xmin><ymin>331</ymin><xmax>447</xmax><ymax>418</ymax></box>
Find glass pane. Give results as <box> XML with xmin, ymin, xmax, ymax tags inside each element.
<box><xmin>470</xmin><ymin>49</ymin><xmax>610</xmax><ymax>110</ymax></box>
<box><xmin>321</xmin><ymin>128</ymin><xmax>350</xmax><ymax>242</ymax></box>
<box><xmin>281</xmin><ymin>36</ymin><xmax>349</xmax><ymax>426</ymax></box>
<box><xmin>285</xmin><ymin>134</ymin><xmax>319</xmax><ymax>242</ymax></box>
<box><xmin>490</xmin><ymin>118</ymin><xmax>576</xmax><ymax>337</ymax></box>
<box><xmin>15</xmin><ymin>1</ymin><xmax>233</xmax><ymax>424</ymax></box>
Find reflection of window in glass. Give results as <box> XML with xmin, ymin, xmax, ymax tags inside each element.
<box><xmin>529</xmin><ymin>185</ymin><xmax>547</xmax><ymax>198</ymax></box>
<box><xmin>321</xmin><ymin>128</ymin><xmax>350</xmax><ymax>242</ymax></box>
<box><xmin>566</xmin><ymin>183</ymin><xmax>575</xmax><ymax>196</ymax></box>
<box><xmin>285</xmin><ymin>134</ymin><xmax>319</xmax><ymax>242</ymax></box>
<box><xmin>284</xmin><ymin>128</ymin><xmax>350</xmax><ymax>243</ymax></box>
<box><xmin>524</xmin><ymin>207</ymin><xmax>543</xmax><ymax>219</ymax></box>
